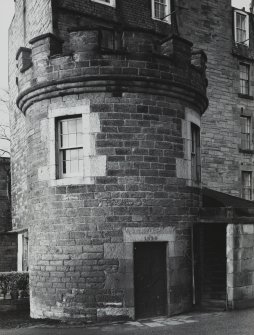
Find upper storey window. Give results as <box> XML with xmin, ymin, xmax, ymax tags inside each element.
<box><xmin>152</xmin><ymin>0</ymin><xmax>171</xmax><ymax>23</ymax></box>
<box><xmin>234</xmin><ymin>10</ymin><xmax>249</xmax><ymax>46</ymax></box>
<box><xmin>239</xmin><ymin>63</ymin><xmax>250</xmax><ymax>96</ymax></box>
<box><xmin>240</xmin><ymin>115</ymin><xmax>251</xmax><ymax>150</ymax></box>
<box><xmin>91</xmin><ymin>0</ymin><xmax>116</xmax><ymax>7</ymax></box>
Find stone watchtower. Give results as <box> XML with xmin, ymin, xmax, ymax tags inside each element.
<box><xmin>9</xmin><ymin>0</ymin><xmax>207</xmax><ymax>321</ymax></box>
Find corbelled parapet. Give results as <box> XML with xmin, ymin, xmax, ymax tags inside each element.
<box><xmin>16</xmin><ymin>30</ymin><xmax>208</xmax><ymax>114</ymax></box>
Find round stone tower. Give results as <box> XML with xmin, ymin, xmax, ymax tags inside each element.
<box><xmin>14</xmin><ymin>18</ymin><xmax>208</xmax><ymax>321</ymax></box>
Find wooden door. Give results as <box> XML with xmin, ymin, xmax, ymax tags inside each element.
<box><xmin>134</xmin><ymin>242</ymin><xmax>167</xmax><ymax>318</ymax></box>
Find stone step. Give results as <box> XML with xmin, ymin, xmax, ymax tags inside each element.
<box><xmin>200</xmin><ymin>299</ymin><xmax>226</xmax><ymax>311</ymax></box>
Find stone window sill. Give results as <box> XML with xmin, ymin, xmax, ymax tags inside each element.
<box><xmin>238</xmin><ymin>93</ymin><xmax>253</xmax><ymax>100</ymax></box>
<box><xmin>239</xmin><ymin>148</ymin><xmax>254</xmax><ymax>154</ymax></box>
<box><xmin>49</xmin><ymin>177</ymin><xmax>95</xmax><ymax>186</ymax></box>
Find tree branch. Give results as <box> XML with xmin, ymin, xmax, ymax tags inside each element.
<box><xmin>0</xmin><ymin>149</ymin><xmax>10</xmax><ymax>157</ymax></box>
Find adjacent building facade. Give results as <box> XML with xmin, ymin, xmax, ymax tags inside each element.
<box><xmin>8</xmin><ymin>0</ymin><xmax>254</xmax><ymax>321</ymax></box>
<box><xmin>0</xmin><ymin>157</ymin><xmax>17</xmax><ymax>272</ymax></box>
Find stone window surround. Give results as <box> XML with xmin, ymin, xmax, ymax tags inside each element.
<box><xmin>102</xmin><ymin>227</ymin><xmax>177</xmax><ymax>319</ymax></box>
<box><xmin>234</xmin><ymin>9</ymin><xmax>249</xmax><ymax>47</ymax></box>
<box><xmin>91</xmin><ymin>0</ymin><xmax>116</xmax><ymax>8</ymax></box>
<box><xmin>45</xmin><ymin>103</ymin><xmax>106</xmax><ymax>186</ymax></box>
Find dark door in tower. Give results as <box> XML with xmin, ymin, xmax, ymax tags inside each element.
<box><xmin>134</xmin><ymin>242</ymin><xmax>167</xmax><ymax>318</ymax></box>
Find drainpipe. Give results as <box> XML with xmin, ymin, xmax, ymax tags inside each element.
<box><xmin>191</xmin><ymin>225</ymin><xmax>196</xmax><ymax>305</ymax></box>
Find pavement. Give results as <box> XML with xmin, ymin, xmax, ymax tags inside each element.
<box><xmin>1</xmin><ymin>309</ymin><xmax>254</xmax><ymax>335</ymax></box>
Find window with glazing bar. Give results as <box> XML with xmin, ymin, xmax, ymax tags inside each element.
<box><xmin>152</xmin><ymin>0</ymin><xmax>171</xmax><ymax>23</ymax></box>
<box><xmin>240</xmin><ymin>63</ymin><xmax>250</xmax><ymax>95</ymax></box>
<box><xmin>234</xmin><ymin>11</ymin><xmax>249</xmax><ymax>45</ymax></box>
<box><xmin>240</xmin><ymin>115</ymin><xmax>251</xmax><ymax>150</ymax></box>
<box><xmin>242</xmin><ymin>171</ymin><xmax>252</xmax><ymax>200</ymax></box>
<box><xmin>57</xmin><ymin>117</ymin><xmax>83</xmax><ymax>178</ymax></box>
<box><xmin>191</xmin><ymin>123</ymin><xmax>201</xmax><ymax>183</ymax></box>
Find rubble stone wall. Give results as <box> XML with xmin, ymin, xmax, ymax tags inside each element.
<box><xmin>178</xmin><ymin>0</ymin><xmax>254</xmax><ymax>196</ymax></box>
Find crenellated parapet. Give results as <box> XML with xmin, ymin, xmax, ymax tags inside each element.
<box><xmin>16</xmin><ymin>30</ymin><xmax>208</xmax><ymax>114</ymax></box>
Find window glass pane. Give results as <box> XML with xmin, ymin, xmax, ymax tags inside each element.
<box><xmin>66</xmin><ymin>150</ymin><xmax>71</xmax><ymax>161</ymax></box>
<box><xmin>70</xmin><ymin>160</ymin><xmax>79</xmax><ymax>173</ymax></box>
<box><xmin>71</xmin><ymin>149</ymin><xmax>78</xmax><ymax>160</ymax></box>
<box><xmin>240</xmin><ymin>15</ymin><xmax>246</xmax><ymax>30</ymax></box>
<box><xmin>68</xmin><ymin>120</ymin><xmax>77</xmax><ymax>134</ymax></box>
<box><xmin>65</xmin><ymin>161</ymin><xmax>71</xmax><ymax>175</ymax></box>
<box><xmin>62</xmin><ymin>151</ymin><xmax>66</xmax><ymax>174</ymax></box>
<box><xmin>61</xmin><ymin>121</ymin><xmax>68</xmax><ymax>135</ymax></box>
<box><xmin>61</xmin><ymin>134</ymin><xmax>68</xmax><ymax>148</ymax></box>
<box><xmin>77</xmin><ymin>119</ymin><xmax>82</xmax><ymax>133</ymax></box>
<box><xmin>77</xmin><ymin>133</ymin><xmax>83</xmax><ymax>146</ymax></box>
<box><xmin>79</xmin><ymin>159</ymin><xmax>83</xmax><ymax>172</ymax></box>
<box><xmin>69</xmin><ymin>133</ymin><xmax>77</xmax><ymax>147</ymax></box>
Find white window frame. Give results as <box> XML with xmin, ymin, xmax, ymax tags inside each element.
<box><xmin>57</xmin><ymin>116</ymin><xmax>83</xmax><ymax>179</ymax></box>
<box><xmin>91</xmin><ymin>0</ymin><xmax>116</xmax><ymax>7</ymax></box>
<box><xmin>234</xmin><ymin>9</ymin><xmax>249</xmax><ymax>46</ymax></box>
<box><xmin>151</xmin><ymin>0</ymin><xmax>171</xmax><ymax>24</ymax></box>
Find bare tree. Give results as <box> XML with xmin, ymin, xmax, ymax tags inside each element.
<box><xmin>0</xmin><ymin>89</ymin><xmax>10</xmax><ymax>157</ymax></box>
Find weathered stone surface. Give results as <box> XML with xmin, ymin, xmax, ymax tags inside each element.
<box><xmin>227</xmin><ymin>224</ymin><xmax>254</xmax><ymax>308</ymax></box>
<box><xmin>9</xmin><ymin>0</ymin><xmax>206</xmax><ymax>323</ymax></box>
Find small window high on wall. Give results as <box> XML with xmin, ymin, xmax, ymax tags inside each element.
<box><xmin>242</xmin><ymin>171</ymin><xmax>252</xmax><ymax>200</ymax></box>
<box><xmin>234</xmin><ymin>10</ymin><xmax>249</xmax><ymax>46</ymax></box>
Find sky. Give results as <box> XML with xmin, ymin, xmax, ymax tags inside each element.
<box><xmin>0</xmin><ymin>1</ymin><xmax>14</xmax><ymax>91</ymax></box>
